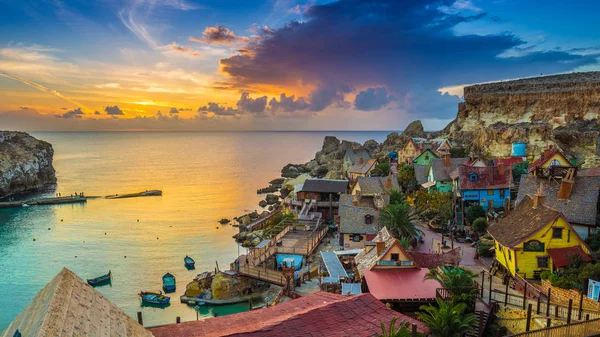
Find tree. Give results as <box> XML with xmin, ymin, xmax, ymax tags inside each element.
<box><xmin>472</xmin><ymin>217</ymin><xmax>488</xmax><ymax>234</ymax></box>
<box><xmin>417</xmin><ymin>300</ymin><xmax>476</xmax><ymax>337</ymax></box>
<box><xmin>465</xmin><ymin>204</ymin><xmax>485</xmax><ymax>225</ymax></box>
<box><xmin>399</xmin><ymin>236</ymin><xmax>411</xmax><ymax>250</ymax></box>
<box><xmin>378</xmin><ymin>318</ymin><xmax>418</xmax><ymax>337</ymax></box>
<box><xmin>380</xmin><ymin>202</ymin><xmax>421</xmax><ymax>240</ymax></box>
<box><xmin>413</xmin><ymin>190</ymin><xmax>453</xmax><ymax>223</ymax></box>
<box><xmin>397</xmin><ymin>164</ymin><xmax>418</xmax><ymax>193</ymax></box>
<box><xmin>585</xmin><ymin>230</ymin><xmax>600</xmax><ymax>252</ymax></box>
<box><xmin>389</xmin><ymin>189</ymin><xmax>407</xmax><ymax>205</ymax></box>
<box><xmin>512</xmin><ymin>161</ymin><xmax>531</xmax><ymax>183</ymax></box>
<box><xmin>372</xmin><ymin>160</ymin><xmax>391</xmax><ymax>177</ymax></box>
<box><xmin>424</xmin><ymin>267</ymin><xmax>475</xmax><ymax>291</ymax></box>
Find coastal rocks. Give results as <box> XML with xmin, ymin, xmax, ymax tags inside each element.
<box><xmin>311</xmin><ymin>164</ymin><xmax>329</xmax><ymax>178</ymax></box>
<box><xmin>281</xmin><ymin>163</ymin><xmax>309</xmax><ymax>178</ymax></box>
<box><xmin>265</xmin><ymin>194</ymin><xmax>279</xmax><ymax>205</ymax></box>
<box><xmin>218</xmin><ymin>218</ymin><xmax>230</xmax><ymax>225</ymax></box>
<box><xmin>259</xmin><ymin>200</ymin><xmax>268</xmax><ymax>208</ymax></box>
<box><xmin>363</xmin><ymin>139</ymin><xmax>379</xmax><ymax>153</ymax></box>
<box><xmin>0</xmin><ymin>131</ymin><xmax>57</xmax><ymax>199</ymax></box>
<box><xmin>402</xmin><ymin>120</ymin><xmax>427</xmax><ymax>138</ymax></box>
<box><xmin>279</xmin><ymin>186</ymin><xmax>291</xmax><ymax>198</ymax></box>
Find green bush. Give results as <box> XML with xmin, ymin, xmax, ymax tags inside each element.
<box><xmin>540</xmin><ymin>270</ymin><xmax>552</xmax><ymax>280</ymax></box>
<box><xmin>478</xmin><ymin>244</ymin><xmax>494</xmax><ymax>257</ymax></box>
<box><xmin>466</xmin><ymin>205</ymin><xmax>486</xmax><ymax>224</ymax></box>
<box><xmin>585</xmin><ymin>231</ymin><xmax>600</xmax><ymax>252</ymax></box>
<box><xmin>472</xmin><ymin>217</ymin><xmax>488</xmax><ymax>234</ymax></box>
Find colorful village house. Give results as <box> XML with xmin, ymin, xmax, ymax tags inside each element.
<box><xmin>487</xmin><ymin>189</ymin><xmax>592</xmax><ymax>280</ymax></box>
<box><xmin>517</xmin><ymin>173</ymin><xmax>599</xmax><ymax>239</ymax></box>
<box><xmin>424</xmin><ymin>154</ymin><xmax>469</xmax><ymax>192</ymax></box>
<box><xmin>412</xmin><ymin>148</ymin><xmax>439</xmax><ymax>166</ymax></box>
<box><xmin>343</xmin><ymin>147</ymin><xmax>372</xmax><ymax>176</ymax></box>
<box><xmin>457</xmin><ymin>164</ymin><xmax>512</xmax><ymax>217</ymax></box>
<box><xmin>528</xmin><ymin>144</ymin><xmax>575</xmax><ymax>178</ymax></box>
<box><xmin>347</xmin><ymin>156</ymin><xmax>377</xmax><ymax>180</ymax></box>
<box><xmin>293</xmin><ymin>178</ymin><xmax>348</xmax><ymax>221</ymax></box>
<box><xmin>398</xmin><ymin>137</ymin><xmax>451</xmax><ymax>165</ymax></box>
<box><xmin>387</xmin><ymin>150</ymin><xmax>399</xmax><ymax>174</ymax></box>
<box><xmin>338</xmin><ymin>175</ymin><xmax>399</xmax><ymax>249</ymax></box>
<box><xmin>355</xmin><ymin>227</ymin><xmax>441</xmax><ymax>314</ymax></box>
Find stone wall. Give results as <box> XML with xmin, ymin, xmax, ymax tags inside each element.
<box><xmin>538</xmin><ymin>279</ymin><xmax>600</xmax><ymax>311</ymax></box>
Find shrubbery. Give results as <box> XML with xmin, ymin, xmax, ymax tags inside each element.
<box><xmin>472</xmin><ymin>217</ymin><xmax>488</xmax><ymax>234</ymax></box>
<box><xmin>478</xmin><ymin>244</ymin><xmax>494</xmax><ymax>257</ymax></box>
<box><xmin>465</xmin><ymin>204</ymin><xmax>486</xmax><ymax>225</ymax></box>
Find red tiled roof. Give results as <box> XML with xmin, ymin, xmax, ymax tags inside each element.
<box><xmin>547</xmin><ymin>246</ymin><xmax>592</xmax><ymax>268</ymax></box>
<box><xmin>493</xmin><ymin>157</ymin><xmax>523</xmax><ymax>167</ymax></box>
<box><xmin>408</xmin><ymin>249</ymin><xmax>460</xmax><ymax>268</ymax></box>
<box><xmin>148</xmin><ymin>292</ymin><xmax>426</xmax><ymax>337</ymax></box>
<box><xmin>363</xmin><ymin>268</ymin><xmax>440</xmax><ymax>300</ymax></box>
<box><xmin>579</xmin><ymin>166</ymin><xmax>600</xmax><ymax>177</ymax></box>
<box><xmin>527</xmin><ymin>149</ymin><xmax>570</xmax><ymax>172</ymax></box>
<box><xmin>458</xmin><ymin>165</ymin><xmax>512</xmax><ymax>190</ymax></box>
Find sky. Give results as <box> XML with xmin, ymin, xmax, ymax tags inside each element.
<box><xmin>0</xmin><ymin>0</ymin><xmax>599</xmax><ymax>131</ymax></box>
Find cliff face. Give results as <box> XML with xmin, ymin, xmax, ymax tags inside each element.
<box><xmin>448</xmin><ymin>72</ymin><xmax>600</xmax><ymax>167</ymax></box>
<box><xmin>0</xmin><ymin>131</ymin><xmax>57</xmax><ymax>198</ymax></box>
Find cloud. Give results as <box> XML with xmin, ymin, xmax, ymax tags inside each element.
<box><xmin>178</xmin><ymin>108</ymin><xmax>192</xmax><ymax>111</ymax></box>
<box><xmin>237</xmin><ymin>92</ymin><xmax>268</xmax><ymax>115</ymax></box>
<box><xmin>190</xmin><ymin>25</ymin><xmax>249</xmax><ymax>45</ymax></box>
<box><xmin>169</xmin><ymin>42</ymin><xmax>202</xmax><ymax>57</ymax></box>
<box><xmin>198</xmin><ymin>102</ymin><xmax>238</xmax><ymax>116</ymax></box>
<box><xmin>19</xmin><ymin>106</ymin><xmax>28</xmax><ymax>110</ymax></box>
<box><xmin>94</xmin><ymin>83</ymin><xmax>121</xmax><ymax>89</ymax></box>
<box><xmin>217</xmin><ymin>0</ymin><xmax>600</xmax><ymax>118</ymax></box>
<box><xmin>269</xmin><ymin>94</ymin><xmax>308</xmax><ymax>112</ymax></box>
<box><xmin>169</xmin><ymin>107</ymin><xmax>179</xmax><ymax>114</ymax></box>
<box><xmin>105</xmin><ymin>105</ymin><xmax>124</xmax><ymax>115</ymax></box>
<box><xmin>56</xmin><ymin>107</ymin><xmax>85</xmax><ymax>119</ymax></box>
<box><xmin>354</xmin><ymin>87</ymin><xmax>393</xmax><ymax>111</ymax></box>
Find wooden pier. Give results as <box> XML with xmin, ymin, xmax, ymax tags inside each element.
<box><xmin>105</xmin><ymin>190</ymin><xmax>162</xmax><ymax>199</ymax></box>
<box><xmin>0</xmin><ymin>196</ymin><xmax>87</xmax><ymax>209</ymax></box>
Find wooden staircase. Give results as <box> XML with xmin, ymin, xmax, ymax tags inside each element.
<box><xmin>465</xmin><ymin>310</ymin><xmax>491</xmax><ymax>337</ymax></box>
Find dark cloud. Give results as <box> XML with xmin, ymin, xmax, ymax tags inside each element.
<box><xmin>105</xmin><ymin>105</ymin><xmax>124</xmax><ymax>115</ymax></box>
<box><xmin>218</xmin><ymin>0</ymin><xmax>600</xmax><ymax>118</ymax></box>
<box><xmin>178</xmin><ymin>108</ymin><xmax>192</xmax><ymax>111</ymax></box>
<box><xmin>354</xmin><ymin>87</ymin><xmax>393</xmax><ymax>111</ymax></box>
<box><xmin>169</xmin><ymin>107</ymin><xmax>179</xmax><ymax>114</ymax></box>
<box><xmin>189</xmin><ymin>25</ymin><xmax>249</xmax><ymax>45</ymax></box>
<box><xmin>269</xmin><ymin>94</ymin><xmax>308</xmax><ymax>112</ymax></box>
<box><xmin>198</xmin><ymin>102</ymin><xmax>238</xmax><ymax>116</ymax></box>
<box><xmin>308</xmin><ymin>84</ymin><xmax>350</xmax><ymax>111</ymax></box>
<box><xmin>237</xmin><ymin>92</ymin><xmax>268</xmax><ymax>115</ymax></box>
<box><xmin>56</xmin><ymin>107</ymin><xmax>84</xmax><ymax>119</ymax></box>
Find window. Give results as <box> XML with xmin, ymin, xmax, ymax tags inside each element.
<box><xmin>365</xmin><ymin>214</ymin><xmax>373</xmax><ymax>225</ymax></box>
<box><xmin>549</xmin><ymin>159</ymin><xmax>560</xmax><ymax>167</ymax></box>
<box><xmin>391</xmin><ymin>253</ymin><xmax>399</xmax><ymax>261</ymax></box>
<box><xmin>567</xmin><ymin>230</ymin><xmax>571</xmax><ymax>243</ymax></box>
<box><xmin>351</xmin><ymin>234</ymin><xmax>363</xmax><ymax>242</ymax></box>
<box><xmin>469</xmin><ymin>173</ymin><xmax>478</xmax><ymax>182</ymax></box>
<box><xmin>537</xmin><ymin>257</ymin><xmax>549</xmax><ymax>268</ymax></box>
<box><xmin>552</xmin><ymin>228</ymin><xmax>563</xmax><ymax>239</ymax></box>
<box><xmin>488</xmin><ymin>190</ymin><xmax>494</xmax><ymax>196</ymax></box>
<box><xmin>508</xmin><ymin>251</ymin><xmax>512</xmax><ymax>261</ymax></box>
<box><xmin>425</xmin><ymin>154</ymin><xmax>429</xmax><ymax>160</ymax></box>
<box><xmin>500</xmin><ymin>189</ymin><xmax>505</xmax><ymax>199</ymax></box>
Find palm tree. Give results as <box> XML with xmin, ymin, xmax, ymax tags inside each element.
<box><xmin>372</xmin><ymin>161</ymin><xmax>391</xmax><ymax>176</ymax></box>
<box><xmin>378</xmin><ymin>318</ymin><xmax>417</xmax><ymax>337</ymax></box>
<box><xmin>399</xmin><ymin>236</ymin><xmax>411</xmax><ymax>250</ymax></box>
<box><xmin>380</xmin><ymin>202</ymin><xmax>421</xmax><ymax>240</ymax></box>
<box><xmin>389</xmin><ymin>189</ymin><xmax>407</xmax><ymax>205</ymax></box>
<box><xmin>424</xmin><ymin>267</ymin><xmax>475</xmax><ymax>291</ymax></box>
<box><xmin>417</xmin><ymin>299</ymin><xmax>476</xmax><ymax>337</ymax></box>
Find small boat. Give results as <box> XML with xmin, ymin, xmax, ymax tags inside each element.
<box><xmin>87</xmin><ymin>271</ymin><xmax>111</xmax><ymax>286</ymax></box>
<box><xmin>162</xmin><ymin>272</ymin><xmax>176</xmax><ymax>293</ymax></box>
<box><xmin>139</xmin><ymin>291</ymin><xmax>170</xmax><ymax>306</ymax></box>
<box><xmin>184</xmin><ymin>255</ymin><xmax>195</xmax><ymax>269</ymax></box>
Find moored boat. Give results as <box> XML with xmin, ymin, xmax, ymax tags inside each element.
<box><xmin>139</xmin><ymin>291</ymin><xmax>170</xmax><ymax>306</ymax></box>
<box><xmin>162</xmin><ymin>272</ymin><xmax>176</xmax><ymax>293</ymax></box>
<box><xmin>87</xmin><ymin>271</ymin><xmax>111</xmax><ymax>286</ymax></box>
<box><xmin>184</xmin><ymin>255</ymin><xmax>195</xmax><ymax>269</ymax></box>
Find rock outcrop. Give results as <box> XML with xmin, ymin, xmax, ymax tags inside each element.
<box><xmin>447</xmin><ymin>72</ymin><xmax>600</xmax><ymax>166</ymax></box>
<box><xmin>0</xmin><ymin>131</ymin><xmax>57</xmax><ymax>198</ymax></box>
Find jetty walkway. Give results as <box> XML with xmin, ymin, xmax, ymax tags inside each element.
<box><xmin>0</xmin><ymin>189</ymin><xmax>162</xmax><ymax>209</ymax></box>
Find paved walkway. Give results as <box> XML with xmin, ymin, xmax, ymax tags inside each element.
<box><xmin>416</xmin><ymin>223</ymin><xmax>479</xmax><ymax>266</ymax></box>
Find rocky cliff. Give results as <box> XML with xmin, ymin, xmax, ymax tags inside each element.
<box><xmin>0</xmin><ymin>131</ymin><xmax>57</xmax><ymax>198</ymax></box>
<box><xmin>447</xmin><ymin>72</ymin><xmax>600</xmax><ymax>167</ymax></box>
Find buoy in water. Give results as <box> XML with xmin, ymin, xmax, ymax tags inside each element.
<box><xmin>48</xmin><ymin>228</ymin><xmax>51</xmax><ymax>230</ymax></box>
<box><xmin>33</xmin><ymin>238</ymin><xmax>36</xmax><ymax>241</ymax></box>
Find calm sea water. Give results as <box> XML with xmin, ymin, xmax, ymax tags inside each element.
<box><xmin>0</xmin><ymin>131</ymin><xmax>391</xmax><ymax>330</ymax></box>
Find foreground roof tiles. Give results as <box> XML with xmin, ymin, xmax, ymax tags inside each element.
<box><xmin>363</xmin><ymin>268</ymin><xmax>439</xmax><ymax>301</ymax></box>
<box><xmin>149</xmin><ymin>292</ymin><xmax>426</xmax><ymax>337</ymax></box>
<box><xmin>1</xmin><ymin>268</ymin><xmax>152</xmax><ymax>337</ymax></box>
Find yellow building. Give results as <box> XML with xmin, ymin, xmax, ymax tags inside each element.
<box><xmin>488</xmin><ymin>193</ymin><xmax>592</xmax><ymax>279</ymax></box>
<box><xmin>527</xmin><ymin>145</ymin><xmax>574</xmax><ymax>177</ymax></box>
<box><xmin>398</xmin><ymin>138</ymin><xmax>451</xmax><ymax>165</ymax></box>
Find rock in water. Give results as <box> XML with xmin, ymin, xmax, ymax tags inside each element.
<box><xmin>0</xmin><ymin>131</ymin><xmax>56</xmax><ymax>198</ymax></box>
<box><xmin>402</xmin><ymin>120</ymin><xmax>426</xmax><ymax>138</ymax></box>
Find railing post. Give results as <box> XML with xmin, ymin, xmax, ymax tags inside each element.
<box><xmin>481</xmin><ymin>272</ymin><xmax>485</xmax><ymax>298</ymax></box>
<box><xmin>525</xmin><ymin>303</ymin><xmax>532</xmax><ymax>332</ymax></box>
<box><xmin>477</xmin><ymin>311</ymin><xmax>484</xmax><ymax>337</ymax></box>
<box><xmin>579</xmin><ymin>278</ymin><xmax>587</xmax><ymax>321</ymax></box>
<box><xmin>555</xmin><ymin>305</ymin><xmax>559</xmax><ymax>319</ymax></box>
<box><xmin>488</xmin><ymin>273</ymin><xmax>492</xmax><ymax>304</ymax></box>
<box><xmin>523</xmin><ymin>282</ymin><xmax>527</xmax><ymax>309</ymax></box>
<box><xmin>536</xmin><ymin>297</ymin><xmax>541</xmax><ymax>314</ymax></box>
<box><xmin>567</xmin><ymin>299</ymin><xmax>573</xmax><ymax>324</ymax></box>
<box><xmin>137</xmin><ymin>312</ymin><xmax>143</xmax><ymax>325</ymax></box>
<box><xmin>176</xmin><ymin>316</ymin><xmax>181</xmax><ymax>324</ymax></box>
<box><xmin>505</xmin><ymin>282</ymin><xmax>509</xmax><ymax>307</ymax></box>
<box><xmin>411</xmin><ymin>323</ymin><xmax>417</xmax><ymax>337</ymax></box>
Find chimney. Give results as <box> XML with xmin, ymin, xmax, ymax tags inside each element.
<box><xmin>443</xmin><ymin>153</ymin><xmax>451</xmax><ymax>167</ymax></box>
<box><xmin>533</xmin><ymin>184</ymin><xmax>545</xmax><ymax>208</ymax></box>
<box><xmin>558</xmin><ymin>168</ymin><xmax>575</xmax><ymax>200</ymax></box>
<box><xmin>498</xmin><ymin>163</ymin><xmax>505</xmax><ymax>177</ymax></box>
<box><xmin>376</xmin><ymin>241</ymin><xmax>385</xmax><ymax>256</ymax></box>
<box><xmin>542</xmin><ymin>144</ymin><xmax>553</xmax><ymax>159</ymax></box>
<box><xmin>385</xmin><ymin>174</ymin><xmax>392</xmax><ymax>190</ymax></box>
<box><xmin>359</xmin><ymin>157</ymin><xmax>364</xmax><ymax>165</ymax></box>
<box><xmin>352</xmin><ymin>194</ymin><xmax>359</xmax><ymax>206</ymax></box>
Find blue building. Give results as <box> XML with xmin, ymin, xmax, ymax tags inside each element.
<box><xmin>456</xmin><ymin>164</ymin><xmax>512</xmax><ymax>224</ymax></box>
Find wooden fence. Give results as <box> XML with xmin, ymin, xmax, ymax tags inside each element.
<box><xmin>507</xmin><ymin>317</ymin><xmax>600</xmax><ymax>337</ymax></box>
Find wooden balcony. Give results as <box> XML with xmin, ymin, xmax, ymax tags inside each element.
<box><xmin>534</xmin><ymin>166</ymin><xmax>576</xmax><ymax>179</ymax></box>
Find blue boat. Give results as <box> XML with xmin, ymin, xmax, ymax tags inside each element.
<box><xmin>162</xmin><ymin>272</ymin><xmax>176</xmax><ymax>293</ymax></box>
<box><xmin>139</xmin><ymin>291</ymin><xmax>170</xmax><ymax>306</ymax></box>
<box><xmin>87</xmin><ymin>271</ymin><xmax>111</xmax><ymax>287</ymax></box>
<box><xmin>184</xmin><ymin>255</ymin><xmax>195</xmax><ymax>269</ymax></box>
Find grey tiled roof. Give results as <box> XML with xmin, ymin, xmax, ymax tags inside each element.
<box><xmin>339</xmin><ymin>194</ymin><xmax>379</xmax><ymax>234</ymax></box>
<box><xmin>414</xmin><ymin>164</ymin><xmax>429</xmax><ymax>185</ymax></box>
<box><xmin>356</xmin><ymin>175</ymin><xmax>400</xmax><ymax>196</ymax></box>
<box><xmin>344</xmin><ymin>149</ymin><xmax>372</xmax><ymax>165</ymax></box>
<box><xmin>300</xmin><ymin>178</ymin><xmax>349</xmax><ymax>193</ymax></box>
<box><xmin>430</xmin><ymin>158</ymin><xmax>469</xmax><ymax>182</ymax></box>
<box><xmin>349</xmin><ymin>159</ymin><xmax>377</xmax><ymax>174</ymax></box>
<box><xmin>516</xmin><ymin>175</ymin><xmax>600</xmax><ymax>226</ymax></box>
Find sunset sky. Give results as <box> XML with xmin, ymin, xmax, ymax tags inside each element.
<box><xmin>1</xmin><ymin>0</ymin><xmax>599</xmax><ymax>131</ymax></box>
